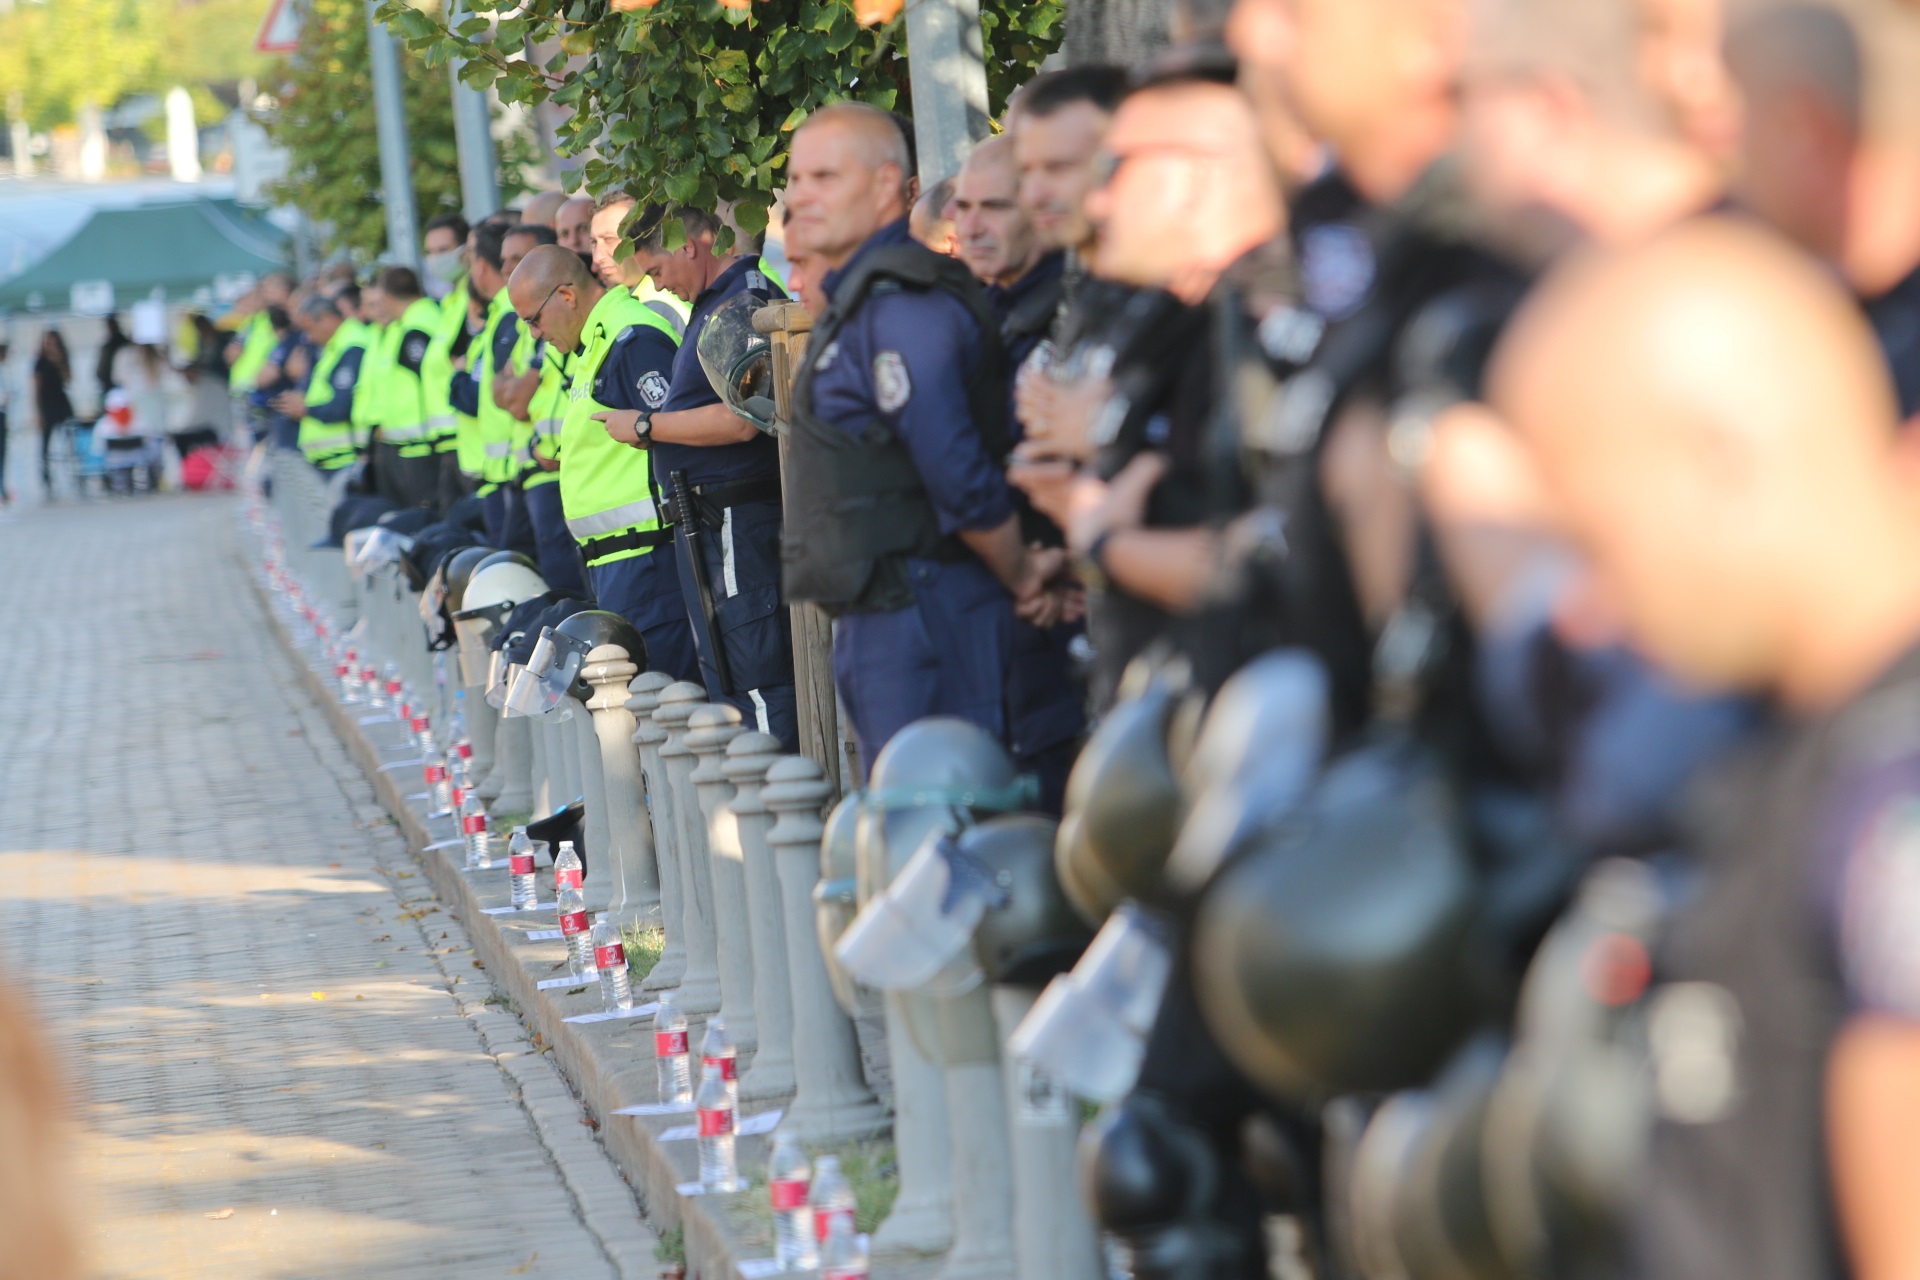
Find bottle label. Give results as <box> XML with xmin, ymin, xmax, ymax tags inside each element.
<box><xmin>656</xmin><ymin>1029</ymin><xmax>689</xmax><ymax>1057</ymax></box>
<box><xmin>698</xmin><ymin>1105</ymin><xmax>734</xmax><ymax>1137</ymax></box>
<box><xmin>822</xmin><ymin>1267</ymin><xmax>866</xmax><ymax>1280</ymax></box>
<box><xmin>457</xmin><ymin>741</ymin><xmax>473</xmax><ymax>759</ymax></box>
<box><xmin>424</xmin><ymin>764</ymin><xmax>447</xmax><ymax>783</ymax></box>
<box><xmin>555</xmin><ymin>868</ymin><xmax>583</xmax><ymax>891</ymax></box>
<box><xmin>594</xmin><ymin>943</ymin><xmax>625</xmax><ymax>970</ymax></box>
<box><xmin>770</xmin><ymin>1177</ymin><xmax>810</xmax><ymax>1211</ymax></box>
<box><xmin>463</xmin><ymin>814</ymin><xmax>488</xmax><ymax>835</ymax></box>
<box><xmin>560</xmin><ymin>910</ymin><xmax>589</xmax><ymax>937</ymax></box>
<box><xmin>703</xmin><ymin>1053</ymin><xmax>737</xmax><ymax>1082</ymax></box>
<box><xmin>814</xmin><ymin>1205</ymin><xmax>855</xmax><ymax>1244</ymax></box>
<box><xmin>509</xmin><ymin>854</ymin><xmax>535</xmax><ymax>875</ymax></box>
<box><xmin>451</xmin><ymin>786</ymin><xmax>468</xmax><ymax>808</ymax></box>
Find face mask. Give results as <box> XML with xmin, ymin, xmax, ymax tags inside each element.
<box><xmin>424</xmin><ymin>248</ymin><xmax>464</xmax><ymax>285</ymax></box>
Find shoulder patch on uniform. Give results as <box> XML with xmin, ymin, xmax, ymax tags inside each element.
<box><xmin>332</xmin><ymin>364</ymin><xmax>355</xmax><ymax>390</ymax></box>
<box><xmin>814</xmin><ymin>339</ymin><xmax>840</xmax><ymax>373</ymax></box>
<box><xmin>638</xmin><ymin>369</ymin><xmax>670</xmax><ymax>409</ymax></box>
<box><xmin>402</xmin><ymin>334</ymin><xmax>429</xmax><ymax>364</ymax></box>
<box><xmin>1300</xmin><ymin>222</ymin><xmax>1375</xmax><ymax>320</ymax></box>
<box><xmin>614</xmin><ymin>326</ymin><xmax>637</xmax><ymax>344</ymax></box>
<box><xmin>873</xmin><ymin>350</ymin><xmax>911</xmax><ymax>414</ymax></box>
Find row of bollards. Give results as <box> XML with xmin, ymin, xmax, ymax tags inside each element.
<box><xmin>248</xmin><ymin>472</ymin><xmax>1106</xmax><ymax>1280</ymax></box>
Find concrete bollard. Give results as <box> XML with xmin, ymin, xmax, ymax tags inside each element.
<box><xmin>567</xmin><ymin>693</ymin><xmax>616</xmax><ymax>912</ymax></box>
<box><xmin>491</xmin><ymin>714</ymin><xmax>535</xmax><ymax>813</ymax></box>
<box><xmin>583</xmin><ymin>643</ymin><xmax>661</xmax><ymax>928</ymax></box>
<box><xmin>991</xmin><ymin>986</ymin><xmax>1103</xmax><ymax>1280</ymax></box>
<box><xmin>687</xmin><ymin>704</ymin><xmax>757</xmax><ymax>1058</ymax></box>
<box><xmin>723</xmin><ymin>731</ymin><xmax>794</xmax><ymax>1103</ymax></box>
<box><xmin>629</xmin><ymin>673</ymin><xmax>687</xmax><ymax>991</ymax></box>
<box><xmin>873</xmin><ymin>995</ymin><xmax>958</xmax><ymax>1259</ymax></box>
<box><xmin>469</xmin><ymin>684</ymin><xmax>501</xmax><ymax>794</ymax></box>
<box><xmin>526</xmin><ymin>710</ymin><xmax>553</xmax><ymax>819</ymax></box>
<box><xmin>657</xmin><ymin>684</ymin><xmax>723</xmax><ymax>1016</ymax></box>
<box><xmin>547</xmin><ymin>710</ymin><xmax>580</xmax><ymax>812</ymax></box>
<box><xmin>930</xmin><ymin>994</ymin><xmax>1018</xmax><ymax>1280</ymax></box>
<box><xmin>761</xmin><ymin>757</ymin><xmax>888</xmax><ymax>1144</ymax></box>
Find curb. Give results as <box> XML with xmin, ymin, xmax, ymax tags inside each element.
<box><xmin>247</xmin><ymin>550</ymin><xmax>940</xmax><ymax>1280</ymax></box>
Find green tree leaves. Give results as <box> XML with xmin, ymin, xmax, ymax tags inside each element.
<box><xmin>371</xmin><ymin>0</ymin><xmax>1063</xmax><ymax>249</ymax></box>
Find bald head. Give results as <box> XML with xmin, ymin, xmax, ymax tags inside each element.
<box><xmin>1493</xmin><ymin>217</ymin><xmax>1906</xmax><ymax>699</ymax></box>
<box><xmin>521</xmin><ymin>190</ymin><xmax>567</xmax><ymax>228</ymax></box>
<box><xmin>556</xmin><ymin>196</ymin><xmax>595</xmax><ymax>254</ymax></box>
<box><xmin>785</xmin><ymin>102</ymin><xmax>916</xmax><ymax>266</ymax></box>
<box><xmin>954</xmin><ymin>136</ymin><xmax>1041</xmax><ymax>285</ymax></box>
<box><xmin>508</xmin><ymin>244</ymin><xmax>602</xmax><ymax>352</ymax></box>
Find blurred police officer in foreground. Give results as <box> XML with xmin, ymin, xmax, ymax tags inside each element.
<box><xmin>277</xmin><ymin>293</ymin><xmax>370</xmax><ymax>476</ymax></box>
<box><xmin>780</xmin><ymin>102</ymin><xmax>1072</xmax><ymax>768</ymax></box>
<box><xmin>359</xmin><ymin>266</ymin><xmax>442</xmax><ymax>511</ymax></box>
<box><xmin>1495</xmin><ymin>216</ymin><xmax>1920</xmax><ymax>1280</ymax></box>
<box><xmin>608</xmin><ymin>203</ymin><xmax>799</xmax><ymax>750</ymax></box>
<box><xmin>507</xmin><ymin>244</ymin><xmax>700</xmax><ymax>682</ymax></box>
<box><xmin>418</xmin><ymin>212</ymin><xmax>475</xmax><ymax>505</ymax></box>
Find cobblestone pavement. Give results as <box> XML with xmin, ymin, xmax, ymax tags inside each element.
<box><xmin>0</xmin><ymin>493</ymin><xmax>657</xmax><ymax>1280</ymax></box>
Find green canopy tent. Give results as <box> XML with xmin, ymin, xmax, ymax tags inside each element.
<box><xmin>0</xmin><ymin>198</ymin><xmax>290</xmax><ymax>312</ymax></box>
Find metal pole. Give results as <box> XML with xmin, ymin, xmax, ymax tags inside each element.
<box><xmin>446</xmin><ymin>0</ymin><xmax>502</xmax><ymax>221</ymax></box>
<box><xmin>904</xmin><ymin>0</ymin><xmax>991</xmax><ymax>187</ymax></box>
<box><xmin>365</xmin><ymin>0</ymin><xmax>422</xmax><ymax>269</ymax></box>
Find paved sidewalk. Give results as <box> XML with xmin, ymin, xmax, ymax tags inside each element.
<box><xmin>0</xmin><ymin>494</ymin><xmax>658</xmax><ymax>1280</ymax></box>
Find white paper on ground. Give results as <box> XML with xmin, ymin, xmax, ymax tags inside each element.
<box><xmin>378</xmin><ymin>758</ymin><xmax>425</xmax><ymax>771</ymax></box>
<box><xmin>537</xmin><ymin>975</ymin><xmax>592</xmax><ymax>991</ymax></box>
<box><xmin>524</xmin><ymin>929</ymin><xmax>563</xmax><ymax>942</ymax></box>
<box><xmin>562</xmin><ymin>1003</ymin><xmax>660</xmax><ymax>1025</ymax></box>
<box><xmin>659</xmin><ymin>1108</ymin><xmax>782</xmax><ymax>1143</ymax></box>
<box><xmin>480</xmin><ymin>903</ymin><xmax>547</xmax><ymax>915</ymax></box>
<box><xmin>613</xmin><ymin>1100</ymin><xmax>695</xmax><ymax>1117</ymax></box>
<box><xmin>675</xmin><ymin>1181</ymin><xmax>706</xmax><ymax>1196</ymax></box>
<box><xmin>736</xmin><ymin>1259</ymin><xmax>787</xmax><ymax>1278</ymax></box>
<box><xmin>424</xmin><ymin>838</ymin><xmax>465</xmax><ymax>852</ymax></box>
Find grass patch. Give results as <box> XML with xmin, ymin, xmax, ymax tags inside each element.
<box><xmin>621</xmin><ymin>924</ymin><xmax>667</xmax><ymax>985</ymax></box>
<box><xmin>481</xmin><ymin>991</ymin><xmax>522</xmax><ymax>1018</ymax></box>
<box><xmin>491</xmin><ymin>810</ymin><xmax>533</xmax><ymax>831</ymax></box>
<box><xmin>654</xmin><ymin>1225</ymin><xmax>685</xmax><ymax>1265</ymax></box>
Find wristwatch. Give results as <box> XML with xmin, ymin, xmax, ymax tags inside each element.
<box><xmin>631</xmin><ymin>411</ymin><xmax>654</xmax><ymax>449</ymax></box>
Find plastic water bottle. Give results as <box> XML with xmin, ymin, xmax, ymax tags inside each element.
<box><xmin>810</xmin><ymin>1155</ymin><xmax>856</xmax><ymax>1248</ymax></box>
<box><xmin>654</xmin><ymin>991</ymin><xmax>692</xmax><ymax>1105</ymax></box>
<box><xmin>696</xmin><ymin>1061</ymin><xmax>742</xmax><ymax>1191</ymax></box>
<box><xmin>423</xmin><ymin>750</ymin><xmax>453</xmax><ymax>816</ymax></box>
<box><xmin>769</xmin><ymin>1132</ymin><xmax>818</xmax><ymax>1270</ymax></box>
<box><xmin>592</xmin><ymin>917</ymin><xmax>632</xmax><ymax>1012</ymax></box>
<box><xmin>340</xmin><ymin>648</ymin><xmax>363</xmax><ymax>702</ymax></box>
<box><xmin>366</xmin><ymin>663</ymin><xmax>389</xmax><ymax>711</ymax></box>
<box><xmin>508</xmin><ymin>828</ymin><xmax>538</xmax><ymax>909</ymax></box>
<box><xmin>382</xmin><ymin>662</ymin><xmax>405</xmax><ymax>710</ymax></box>
<box><xmin>819</xmin><ymin>1214</ymin><xmax>868</xmax><ymax>1279</ymax></box>
<box><xmin>461</xmin><ymin>790</ymin><xmax>492</xmax><ymax>869</ymax></box>
<box><xmin>560</xmin><ymin>895</ymin><xmax>595</xmax><ymax>982</ymax></box>
<box><xmin>449</xmin><ymin>690</ymin><xmax>469</xmax><ymax>743</ymax></box>
<box><xmin>553</xmin><ymin>839</ymin><xmax>584</xmax><ymax>897</ymax></box>
<box><xmin>411</xmin><ymin>714</ymin><xmax>434</xmax><ymax>755</ymax></box>
<box><xmin>700</xmin><ymin>1015</ymin><xmax>738</xmax><ymax>1112</ymax></box>
<box><xmin>449</xmin><ymin>754</ymin><xmax>472</xmax><ymax>813</ymax></box>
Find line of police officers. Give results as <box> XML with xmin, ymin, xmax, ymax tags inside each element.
<box><xmin>233</xmin><ymin>0</ymin><xmax>1920</xmax><ymax>1270</ymax></box>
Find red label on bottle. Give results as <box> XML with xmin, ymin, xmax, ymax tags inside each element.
<box><xmin>702</xmin><ymin>1053</ymin><xmax>737</xmax><ymax>1082</ymax></box>
<box><xmin>463</xmin><ymin>813</ymin><xmax>487</xmax><ymax>835</ymax></box>
<box><xmin>770</xmin><ymin>1177</ymin><xmax>810</xmax><ymax>1211</ymax></box>
<box><xmin>398</xmin><ymin>702</ymin><xmax>412</xmax><ymax>721</ymax></box>
<box><xmin>814</xmin><ymin>1205</ymin><xmax>855</xmax><ymax>1244</ymax></box>
<box><xmin>386</xmin><ymin>679</ymin><xmax>402</xmax><ymax>694</ymax></box>
<box><xmin>456</xmin><ymin>741</ymin><xmax>473</xmax><ymax>759</ymax></box>
<box><xmin>424</xmin><ymin>764</ymin><xmax>447</xmax><ymax>783</ymax></box>
<box><xmin>822</xmin><ymin>1267</ymin><xmax>866</xmax><ymax>1280</ymax></box>
<box><xmin>451</xmin><ymin>786</ymin><xmax>468</xmax><ymax>809</ymax></box>
<box><xmin>655</xmin><ymin>1029</ymin><xmax>689</xmax><ymax>1057</ymax></box>
<box><xmin>594</xmin><ymin>943</ymin><xmax>625</xmax><ymax>970</ymax></box>
<box><xmin>555</xmin><ymin>868</ymin><xmax>583</xmax><ymax>891</ymax></box>
<box><xmin>411</xmin><ymin>717</ymin><xmax>428</xmax><ymax>733</ymax></box>
<box><xmin>560</xmin><ymin>910</ymin><xmax>589</xmax><ymax>937</ymax></box>
<box><xmin>698</xmin><ymin>1105</ymin><xmax>734</xmax><ymax>1137</ymax></box>
<box><xmin>509</xmin><ymin>854</ymin><xmax>535</xmax><ymax>875</ymax></box>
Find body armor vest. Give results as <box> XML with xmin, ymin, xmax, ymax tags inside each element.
<box><xmin>784</xmin><ymin>242</ymin><xmax>1011</xmax><ymax>614</ymax></box>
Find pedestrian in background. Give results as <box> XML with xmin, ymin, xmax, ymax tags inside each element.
<box><xmin>95</xmin><ymin>313</ymin><xmax>131</xmax><ymax>400</ymax></box>
<box><xmin>32</xmin><ymin>330</ymin><xmax>72</xmax><ymax>494</ymax></box>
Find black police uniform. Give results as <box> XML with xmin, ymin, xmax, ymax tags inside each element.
<box><xmin>1864</xmin><ymin>262</ymin><xmax>1920</xmax><ymax>422</ymax></box>
<box><xmin>654</xmin><ymin>254</ymin><xmax>798</xmax><ymax>751</ymax></box>
<box><xmin>1634</xmin><ymin>644</ymin><xmax>1920</xmax><ymax>1280</ymax></box>
<box><xmin>988</xmin><ymin>248</ymin><xmax>1089</xmax><ymax>812</ymax></box>
<box><xmin>452</xmin><ymin>312</ymin><xmax>537</xmax><ymax>557</ymax></box>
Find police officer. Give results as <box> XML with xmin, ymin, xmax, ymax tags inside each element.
<box><xmin>953</xmin><ymin>135</ymin><xmax>1087</xmax><ymax>811</ymax></box>
<box><xmin>780</xmin><ymin>101</ymin><xmax>1070</xmax><ymax>768</ymax></box>
<box><xmin>419</xmin><ymin>212</ymin><xmax>475</xmax><ymax>507</ymax></box>
<box><xmin>586</xmin><ymin>192</ymin><xmax>691</xmax><ymax>337</ymax></box>
<box><xmin>451</xmin><ymin>219</ymin><xmax>536</xmax><ymax>554</ymax></box>
<box><xmin>505</xmin><ymin>243</ymin><xmax>700</xmax><ymax>684</ymax></box>
<box><xmin>609</xmin><ymin>203</ymin><xmax>797</xmax><ymax>750</ymax></box>
<box><xmin>491</xmin><ymin>222</ymin><xmax>589</xmax><ymax>595</ymax></box>
<box><xmin>225</xmin><ymin>272</ymin><xmax>293</xmax><ymax>409</ymax></box>
<box><xmin>1491</xmin><ymin>219</ymin><xmax>1920</xmax><ymax>1280</ymax></box>
<box><xmin>246</xmin><ymin>305</ymin><xmax>304</xmax><ymax>453</ymax></box>
<box><xmin>359</xmin><ymin>266</ymin><xmax>442</xmax><ymax>511</ymax></box>
<box><xmin>277</xmin><ymin>293</ymin><xmax>370</xmax><ymax>474</ymax></box>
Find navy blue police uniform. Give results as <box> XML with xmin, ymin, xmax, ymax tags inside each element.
<box><xmin>451</xmin><ymin>313</ymin><xmax>536</xmax><ymax>557</ymax></box>
<box><xmin>790</xmin><ymin>217</ymin><xmax>1016</xmax><ymax>768</ymax></box>
<box><xmin>654</xmin><ymin>254</ymin><xmax>798</xmax><ymax>750</ymax></box>
<box><xmin>988</xmin><ymin>248</ymin><xmax>1087</xmax><ymax>813</ymax></box>
<box><xmin>584</xmin><ymin>317</ymin><xmax>702</xmax><ymax>686</ymax></box>
<box><xmin>252</xmin><ymin>328</ymin><xmax>312</xmax><ymax>452</ymax></box>
<box><xmin>522</xmin><ymin>339</ymin><xmax>589</xmax><ymax>595</ymax></box>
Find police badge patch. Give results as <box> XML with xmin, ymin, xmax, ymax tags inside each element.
<box><xmin>402</xmin><ymin>334</ymin><xmax>429</xmax><ymax>366</ymax></box>
<box><xmin>638</xmin><ymin>370</ymin><xmax>670</xmax><ymax>409</ymax></box>
<box><xmin>874</xmin><ymin>350</ymin><xmax>911</xmax><ymax>413</ymax></box>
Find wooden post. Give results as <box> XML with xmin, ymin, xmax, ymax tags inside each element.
<box><xmin>756</xmin><ymin>301</ymin><xmax>859</xmax><ymax>793</ymax></box>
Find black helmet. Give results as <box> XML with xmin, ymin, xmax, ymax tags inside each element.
<box><xmin>963</xmin><ymin>815</ymin><xmax>1093</xmax><ymax>986</ymax></box>
<box><xmin>501</xmin><ymin>599</ymin><xmax>603</xmax><ymax>717</ymax></box>
<box><xmin>444</xmin><ymin>546</ymin><xmax>497</xmax><ymax>613</ymax></box>
<box><xmin>1193</xmin><ymin>740</ymin><xmax>1483</xmax><ymax>1101</ymax></box>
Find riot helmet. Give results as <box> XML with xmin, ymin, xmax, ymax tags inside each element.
<box><xmin>444</xmin><ymin>546</ymin><xmax>496</xmax><ymax>614</ymax></box>
<box><xmin>1192</xmin><ymin>740</ymin><xmax>1483</xmax><ymax>1101</ymax></box>
<box><xmin>695</xmin><ymin>291</ymin><xmax>776</xmax><ymax>432</ymax></box>
<box><xmin>456</xmin><ymin>553</ymin><xmax>548</xmax><ymax>688</ymax></box>
<box><xmin>1009</xmin><ymin>901</ymin><xmax>1173</xmax><ymax>1103</ymax></box>
<box><xmin>501</xmin><ymin>599</ymin><xmax>598</xmax><ymax>718</ymax></box>
<box><xmin>814</xmin><ymin>793</ymin><xmax>885</xmax><ymax>1020</ymax></box>
<box><xmin>504</xmin><ymin>609</ymin><xmax>646</xmax><ymax>719</ymax></box>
